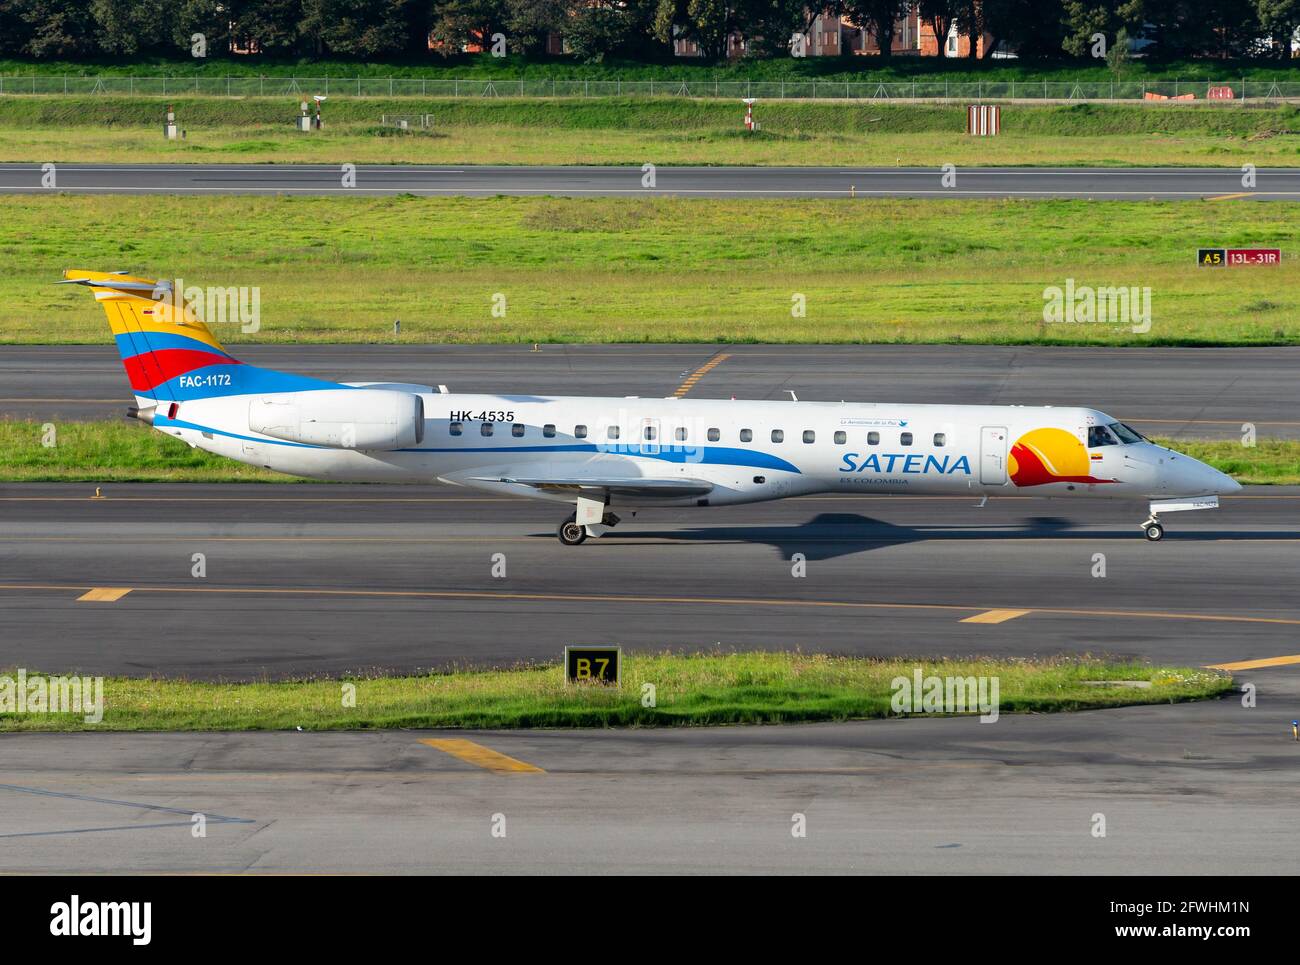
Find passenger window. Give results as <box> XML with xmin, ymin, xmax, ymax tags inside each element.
<box><xmin>933</xmin><ymin>432</ymin><xmax>945</xmax><ymax>447</ymax></box>
<box><xmin>644</xmin><ymin>425</ymin><xmax>656</xmax><ymax>441</ymax></box>
<box><xmin>449</xmin><ymin>422</ymin><xmax>463</xmax><ymax>436</ymax></box>
<box><xmin>607</xmin><ymin>425</ymin><xmax>620</xmax><ymax>440</ymax></box>
<box><xmin>834</xmin><ymin>430</ymin><xmax>846</xmax><ymax>445</ymax></box>
<box><xmin>708</xmin><ymin>428</ymin><xmax>720</xmax><ymax>442</ymax></box>
<box><xmin>512</xmin><ymin>423</ymin><xmax>525</xmax><ymax>438</ymax></box>
<box><xmin>740</xmin><ymin>429</ymin><xmax>752</xmax><ymax>442</ymax></box>
<box><xmin>900</xmin><ymin>432</ymin><xmax>913</xmax><ymax>446</ymax></box>
<box><xmin>480</xmin><ymin>422</ymin><xmax>493</xmax><ymax>437</ymax></box>
<box><xmin>868</xmin><ymin>431</ymin><xmax>880</xmax><ymax>445</ymax></box>
<box><xmin>543</xmin><ymin>424</ymin><xmax>556</xmax><ymax>438</ymax></box>
<box><xmin>675</xmin><ymin>427</ymin><xmax>687</xmax><ymax>442</ymax></box>
<box><xmin>803</xmin><ymin>430</ymin><xmax>815</xmax><ymax>444</ymax></box>
<box><xmin>574</xmin><ymin>424</ymin><xmax>587</xmax><ymax>439</ymax></box>
<box><xmin>771</xmin><ymin>429</ymin><xmax>784</xmax><ymax>443</ymax></box>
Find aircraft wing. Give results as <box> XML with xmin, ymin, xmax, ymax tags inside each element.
<box><xmin>466</xmin><ymin>474</ymin><xmax>713</xmax><ymax>498</ymax></box>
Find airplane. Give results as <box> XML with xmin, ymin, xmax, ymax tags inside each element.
<box><xmin>62</xmin><ymin>269</ymin><xmax>1241</xmax><ymax>545</ymax></box>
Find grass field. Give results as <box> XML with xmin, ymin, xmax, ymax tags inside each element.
<box><xmin>4</xmin><ymin>54</ymin><xmax>1299</xmax><ymax>83</ymax></box>
<box><xmin>2</xmin><ymin>194</ymin><xmax>1296</xmax><ymax>346</ymax></box>
<box><xmin>0</xmin><ymin>653</ymin><xmax>1233</xmax><ymax>731</ymax></box>
<box><xmin>2</xmin><ymin>97</ymin><xmax>1298</xmax><ymax>166</ymax></box>
<box><xmin>1</xmin><ymin>421</ymin><xmax>1293</xmax><ymax>483</ymax></box>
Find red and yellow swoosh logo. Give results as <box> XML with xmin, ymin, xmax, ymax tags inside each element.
<box><xmin>1009</xmin><ymin>427</ymin><xmax>1117</xmax><ymax>487</ymax></box>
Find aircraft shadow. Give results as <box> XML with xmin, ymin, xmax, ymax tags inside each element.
<box><xmin>561</xmin><ymin>513</ymin><xmax>1296</xmax><ymax>561</ymax></box>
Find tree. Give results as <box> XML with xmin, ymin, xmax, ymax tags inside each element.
<box><xmin>429</xmin><ymin>0</ymin><xmax>508</xmax><ymax>56</ymax></box>
<box><xmin>653</xmin><ymin>0</ymin><xmax>742</xmax><ymax>60</ymax></box>
<box><xmin>842</xmin><ymin>0</ymin><xmax>911</xmax><ymax>58</ymax></box>
<box><xmin>503</xmin><ymin>0</ymin><xmax>567</xmax><ymax>55</ymax></box>
<box><xmin>7</xmin><ymin>0</ymin><xmax>99</xmax><ymax>57</ymax></box>
<box><xmin>919</xmin><ymin>0</ymin><xmax>960</xmax><ymax>54</ymax></box>
<box><xmin>565</xmin><ymin>1</ymin><xmax>662</xmax><ymax>63</ymax></box>
<box><xmin>1256</xmin><ymin>0</ymin><xmax>1300</xmax><ymax>57</ymax></box>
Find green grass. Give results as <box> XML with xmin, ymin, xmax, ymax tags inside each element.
<box><xmin>3</xmin><ymin>97</ymin><xmax>1299</xmax><ymax>166</ymax></box>
<box><xmin>0</xmin><ymin>653</ymin><xmax>1234</xmax><ymax>731</ymax></box>
<box><xmin>1</xmin><ymin>421</ymin><xmax>1293</xmax><ymax>483</ymax></box>
<box><xmin>1167</xmin><ymin>438</ymin><xmax>1300</xmax><ymax>485</ymax></box>
<box><xmin>4</xmin><ymin>54</ymin><xmax>1299</xmax><ymax>83</ymax></box>
<box><xmin>2</xmin><ymin>194</ymin><xmax>1298</xmax><ymax>346</ymax></box>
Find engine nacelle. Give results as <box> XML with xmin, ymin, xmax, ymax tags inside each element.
<box><xmin>248</xmin><ymin>389</ymin><xmax>424</xmax><ymax>450</ymax></box>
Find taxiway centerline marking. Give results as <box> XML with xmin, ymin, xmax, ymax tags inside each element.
<box><xmin>673</xmin><ymin>353</ymin><xmax>732</xmax><ymax>398</ymax></box>
<box><xmin>419</xmin><ymin>739</ymin><xmax>544</xmax><ymax>774</ymax></box>
<box><xmin>1206</xmin><ymin>192</ymin><xmax>1256</xmax><ymax>201</ymax></box>
<box><xmin>960</xmin><ymin>609</ymin><xmax>1031</xmax><ymax>624</ymax></box>
<box><xmin>3</xmin><ymin>582</ymin><xmax>1299</xmax><ymax>629</ymax></box>
<box><xmin>1205</xmin><ymin>654</ymin><xmax>1300</xmax><ymax>671</ymax></box>
<box><xmin>75</xmin><ymin>587</ymin><xmax>132</xmax><ymax>602</ymax></box>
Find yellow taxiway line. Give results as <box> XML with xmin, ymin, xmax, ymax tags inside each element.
<box><xmin>75</xmin><ymin>587</ymin><xmax>132</xmax><ymax>602</ymax></box>
<box><xmin>960</xmin><ymin>609</ymin><xmax>1031</xmax><ymax>625</ymax></box>
<box><xmin>673</xmin><ymin>352</ymin><xmax>732</xmax><ymax>398</ymax></box>
<box><xmin>4</xmin><ymin>581</ymin><xmax>1300</xmax><ymax>630</ymax></box>
<box><xmin>1205</xmin><ymin>654</ymin><xmax>1300</xmax><ymax>671</ymax></box>
<box><xmin>419</xmin><ymin>738</ymin><xmax>544</xmax><ymax>774</ymax></box>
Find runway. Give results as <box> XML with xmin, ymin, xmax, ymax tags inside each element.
<box><xmin>3</xmin><ymin>481</ymin><xmax>1299</xmax><ymax>679</ymax></box>
<box><xmin>4</xmin><ymin>343</ymin><xmax>1298</xmax><ymax>440</ymax></box>
<box><xmin>2</xmin><ymin>668</ymin><xmax>1296</xmax><ymax>873</ymax></box>
<box><xmin>2</xmin><ymin>163</ymin><xmax>1298</xmax><ymax>198</ymax></box>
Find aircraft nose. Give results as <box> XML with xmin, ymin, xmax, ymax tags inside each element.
<box><xmin>1193</xmin><ymin>458</ymin><xmax>1241</xmax><ymax>495</ymax></box>
<box><xmin>1216</xmin><ymin>470</ymin><xmax>1243</xmax><ymax>495</ymax></box>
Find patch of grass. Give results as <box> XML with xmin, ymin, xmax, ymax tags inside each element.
<box><xmin>1</xmin><ymin>194</ymin><xmax>1297</xmax><ymax>346</ymax></box>
<box><xmin>0</xmin><ymin>421</ymin><xmax>1291</xmax><ymax>484</ymax></box>
<box><xmin>1165</xmin><ymin>437</ymin><xmax>1300</xmax><ymax>485</ymax></box>
<box><xmin>0</xmin><ymin>653</ymin><xmax>1234</xmax><ymax>732</ymax></box>
<box><xmin>0</xmin><ymin>419</ymin><xmax>282</xmax><ymax>482</ymax></box>
<box><xmin>3</xmin><ymin>54</ymin><xmax>1299</xmax><ymax>83</ymax></box>
<box><xmin>1</xmin><ymin>97</ymin><xmax>1297</xmax><ymax>167</ymax></box>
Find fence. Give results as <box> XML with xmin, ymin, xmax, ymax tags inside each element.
<box><xmin>1</xmin><ymin>75</ymin><xmax>1299</xmax><ymax>101</ymax></box>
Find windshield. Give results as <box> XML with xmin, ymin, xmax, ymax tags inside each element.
<box><xmin>1087</xmin><ymin>425</ymin><xmax>1118</xmax><ymax>447</ymax></box>
<box><xmin>1108</xmin><ymin>422</ymin><xmax>1146</xmax><ymax>444</ymax></box>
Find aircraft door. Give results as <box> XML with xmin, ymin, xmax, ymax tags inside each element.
<box><xmin>980</xmin><ymin>426</ymin><xmax>1008</xmax><ymax>485</ymax></box>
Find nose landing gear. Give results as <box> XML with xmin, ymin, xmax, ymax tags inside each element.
<box><xmin>1141</xmin><ymin>516</ymin><xmax>1164</xmax><ymax>541</ymax></box>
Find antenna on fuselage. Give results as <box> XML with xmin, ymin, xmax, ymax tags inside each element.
<box><xmin>787</xmin><ymin>390</ymin><xmax>798</xmax><ymax>402</ymax></box>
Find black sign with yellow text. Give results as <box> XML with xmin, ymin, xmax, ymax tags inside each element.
<box><xmin>564</xmin><ymin>646</ymin><xmax>621</xmax><ymax>685</ymax></box>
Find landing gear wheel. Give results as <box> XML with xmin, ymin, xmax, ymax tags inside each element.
<box><xmin>1143</xmin><ymin>521</ymin><xmax>1164</xmax><ymax>542</ymax></box>
<box><xmin>558</xmin><ymin>516</ymin><xmax>587</xmax><ymax>546</ymax></box>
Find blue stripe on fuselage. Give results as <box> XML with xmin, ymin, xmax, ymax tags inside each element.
<box><xmin>139</xmin><ymin>363</ymin><xmax>348</xmax><ymax>401</ymax></box>
<box><xmin>156</xmin><ymin>418</ymin><xmax>801</xmax><ymax>473</ymax></box>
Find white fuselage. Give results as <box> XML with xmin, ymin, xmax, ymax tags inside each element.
<box><xmin>153</xmin><ymin>392</ymin><xmax>1239</xmax><ymax>509</ymax></box>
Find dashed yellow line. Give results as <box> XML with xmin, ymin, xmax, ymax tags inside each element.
<box><xmin>1205</xmin><ymin>654</ymin><xmax>1300</xmax><ymax>671</ymax></box>
<box><xmin>3</xmin><ymin>582</ymin><xmax>1300</xmax><ymax>630</ymax></box>
<box><xmin>75</xmin><ymin>587</ymin><xmax>132</xmax><ymax>602</ymax></box>
<box><xmin>419</xmin><ymin>738</ymin><xmax>544</xmax><ymax>773</ymax></box>
<box><xmin>960</xmin><ymin>609</ymin><xmax>1031</xmax><ymax>625</ymax></box>
<box><xmin>673</xmin><ymin>353</ymin><xmax>731</xmax><ymax>398</ymax></box>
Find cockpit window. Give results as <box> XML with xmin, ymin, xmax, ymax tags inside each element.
<box><xmin>1087</xmin><ymin>425</ymin><xmax>1118</xmax><ymax>448</ymax></box>
<box><xmin>1108</xmin><ymin>422</ymin><xmax>1145</xmax><ymax>444</ymax></box>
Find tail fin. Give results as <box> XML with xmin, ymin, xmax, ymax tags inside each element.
<box><xmin>61</xmin><ymin>269</ymin><xmax>239</xmax><ymax>406</ymax></box>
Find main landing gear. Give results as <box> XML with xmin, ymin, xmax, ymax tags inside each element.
<box><xmin>556</xmin><ymin>512</ymin><xmax>621</xmax><ymax>546</ymax></box>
